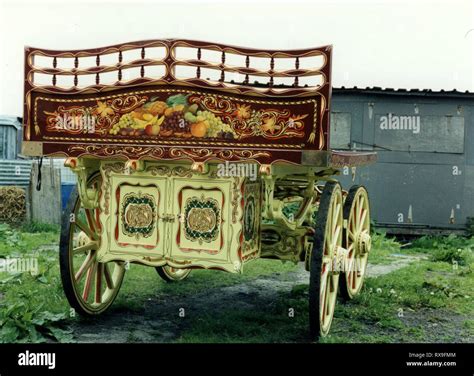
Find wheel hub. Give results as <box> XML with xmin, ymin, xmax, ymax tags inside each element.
<box><xmin>355</xmin><ymin>230</ymin><xmax>371</xmax><ymax>255</ymax></box>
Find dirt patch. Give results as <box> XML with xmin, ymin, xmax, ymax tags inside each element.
<box><xmin>366</xmin><ymin>254</ymin><xmax>428</xmax><ymax>278</ymax></box>
<box><xmin>70</xmin><ymin>254</ymin><xmax>468</xmax><ymax>343</ymax></box>
<box><xmin>399</xmin><ymin>308</ymin><xmax>473</xmax><ymax>343</ymax></box>
<box><xmin>70</xmin><ymin>267</ymin><xmax>310</xmax><ymax>343</ymax></box>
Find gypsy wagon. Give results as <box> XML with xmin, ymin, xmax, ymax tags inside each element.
<box><xmin>22</xmin><ymin>39</ymin><xmax>376</xmax><ymax>338</ymax></box>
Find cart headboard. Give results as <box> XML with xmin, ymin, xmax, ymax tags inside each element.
<box><xmin>23</xmin><ymin>39</ymin><xmax>332</xmax><ymax>165</ymax></box>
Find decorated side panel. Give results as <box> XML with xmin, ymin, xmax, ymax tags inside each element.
<box><xmin>99</xmin><ymin>163</ymin><xmax>167</xmax><ymax>259</ymax></box>
<box><xmin>27</xmin><ymin>87</ymin><xmax>322</xmax><ymax>164</ymax></box>
<box><xmin>241</xmin><ymin>179</ymin><xmax>262</xmax><ymax>263</ymax></box>
<box><xmin>170</xmin><ymin>178</ymin><xmax>239</xmax><ymax>271</ymax></box>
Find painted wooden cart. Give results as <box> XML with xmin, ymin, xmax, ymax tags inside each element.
<box><xmin>22</xmin><ymin>39</ymin><xmax>376</xmax><ymax>339</ymax></box>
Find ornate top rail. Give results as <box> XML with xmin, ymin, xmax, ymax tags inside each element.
<box><xmin>23</xmin><ymin>39</ymin><xmax>337</xmax><ymax>165</ymax></box>
<box><xmin>25</xmin><ymin>39</ymin><xmax>331</xmax><ymax>97</ymax></box>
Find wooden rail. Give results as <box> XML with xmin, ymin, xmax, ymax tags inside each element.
<box><xmin>23</xmin><ymin>39</ymin><xmax>335</xmax><ymax>165</ymax></box>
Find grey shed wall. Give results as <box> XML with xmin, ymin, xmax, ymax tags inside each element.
<box><xmin>330</xmin><ymin>89</ymin><xmax>473</xmax><ymax>235</ymax></box>
<box><xmin>0</xmin><ymin>116</ymin><xmax>21</xmax><ymax>160</ymax></box>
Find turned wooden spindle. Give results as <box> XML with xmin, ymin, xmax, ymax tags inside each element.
<box><xmin>269</xmin><ymin>57</ymin><xmax>274</xmax><ymax>87</ymax></box>
<box><xmin>118</xmin><ymin>51</ymin><xmax>123</xmax><ymax>81</ymax></box>
<box><xmin>140</xmin><ymin>48</ymin><xmax>145</xmax><ymax>77</ymax></box>
<box><xmin>73</xmin><ymin>56</ymin><xmax>78</xmax><ymax>86</ymax></box>
<box><xmin>196</xmin><ymin>48</ymin><xmax>201</xmax><ymax>79</ymax></box>
<box><xmin>294</xmin><ymin>57</ymin><xmax>300</xmax><ymax>87</ymax></box>
<box><xmin>52</xmin><ymin>57</ymin><xmax>57</xmax><ymax>86</ymax></box>
<box><xmin>244</xmin><ymin>55</ymin><xmax>249</xmax><ymax>85</ymax></box>
<box><xmin>96</xmin><ymin>55</ymin><xmax>100</xmax><ymax>85</ymax></box>
<box><xmin>220</xmin><ymin>51</ymin><xmax>225</xmax><ymax>82</ymax></box>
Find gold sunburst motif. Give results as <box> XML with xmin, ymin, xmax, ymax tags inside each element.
<box><xmin>187</xmin><ymin>208</ymin><xmax>217</xmax><ymax>232</ymax></box>
<box><xmin>125</xmin><ymin>204</ymin><xmax>153</xmax><ymax>228</ymax></box>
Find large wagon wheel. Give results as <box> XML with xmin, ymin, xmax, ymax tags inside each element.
<box><xmin>155</xmin><ymin>266</ymin><xmax>191</xmax><ymax>282</ymax></box>
<box><xmin>339</xmin><ymin>185</ymin><xmax>371</xmax><ymax>299</ymax></box>
<box><xmin>60</xmin><ymin>175</ymin><xmax>125</xmax><ymax>316</ymax></box>
<box><xmin>309</xmin><ymin>182</ymin><xmax>343</xmax><ymax>339</ymax></box>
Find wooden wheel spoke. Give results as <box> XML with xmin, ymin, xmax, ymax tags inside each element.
<box><xmin>72</xmin><ymin>242</ymin><xmax>96</xmax><ymax>255</ymax></box>
<box><xmin>104</xmin><ymin>263</ymin><xmax>114</xmax><ymax>289</ymax></box>
<box><xmin>324</xmin><ymin>235</ymin><xmax>331</xmax><ymax>256</ymax></box>
<box><xmin>75</xmin><ymin>218</ymin><xmax>97</xmax><ymax>241</ymax></box>
<box><xmin>330</xmin><ymin>225</ymin><xmax>341</xmax><ymax>252</ymax></box>
<box><xmin>360</xmin><ymin>209</ymin><xmax>368</xmax><ymax>229</ymax></box>
<box><xmin>325</xmin><ymin>278</ymin><xmax>333</xmax><ymax>316</ymax></box>
<box><xmin>82</xmin><ymin>262</ymin><xmax>97</xmax><ymax>302</ymax></box>
<box><xmin>350</xmin><ymin>214</ymin><xmax>356</xmax><ymax>232</ymax></box>
<box><xmin>329</xmin><ymin>274</ymin><xmax>336</xmax><ymax>293</ymax></box>
<box><xmin>347</xmin><ymin>228</ymin><xmax>355</xmax><ymax>240</ymax></box>
<box><xmin>320</xmin><ymin>276</ymin><xmax>329</xmax><ymax>321</ymax></box>
<box><xmin>332</xmin><ymin>204</ymin><xmax>341</xmax><ymax>231</ymax></box>
<box><xmin>95</xmin><ymin>264</ymin><xmax>103</xmax><ymax>304</ymax></box>
<box><xmin>85</xmin><ymin>209</ymin><xmax>98</xmax><ymax>235</ymax></box>
<box><xmin>74</xmin><ymin>251</ymin><xmax>94</xmax><ymax>282</ymax></box>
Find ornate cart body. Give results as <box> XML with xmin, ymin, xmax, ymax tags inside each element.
<box><xmin>22</xmin><ymin>39</ymin><xmax>376</xmax><ymax>338</ymax></box>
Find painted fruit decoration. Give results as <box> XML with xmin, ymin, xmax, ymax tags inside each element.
<box><xmin>108</xmin><ymin>94</ymin><xmax>237</xmax><ymax>140</ymax></box>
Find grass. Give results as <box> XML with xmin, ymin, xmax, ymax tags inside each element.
<box><xmin>175</xmin><ymin>258</ymin><xmax>473</xmax><ymax>343</ymax></box>
<box><xmin>0</xmin><ymin>223</ymin><xmax>58</xmax><ymax>258</ymax></box>
<box><xmin>0</xmin><ymin>221</ymin><xmax>298</xmax><ymax>342</ymax></box>
<box><xmin>0</xmin><ymin>223</ymin><xmax>69</xmax><ymax>342</ymax></box>
<box><xmin>114</xmin><ymin>259</ymin><xmax>298</xmax><ymax>312</ymax></box>
<box><xmin>367</xmin><ymin>232</ymin><xmax>403</xmax><ymax>264</ymax></box>
<box><xmin>175</xmin><ymin>234</ymin><xmax>474</xmax><ymax>343</ymax></box>
<box><xmin>0</xmin><ymin>221</ymin><xmax>473</xmax><ymax>343</ymax></box>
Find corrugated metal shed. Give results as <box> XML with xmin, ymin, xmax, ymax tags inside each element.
<box><xmin>0</xmin><ymin>115</ymin><xmax>21</xmax><ymax>160</ymax></box>
<box><xmin>0</xmin><ymin>158</ymin><xmax>76</xmax><ymax>187</ymax></box>
<box><xmin>331</xmin><ymin>87</ymin><xmax>474</xmax><ymax>235</ymax></box>
<box><xmin>0</xmin><ymin>159</ymin><xmax>32</xmax><ymax>187</ymax></box>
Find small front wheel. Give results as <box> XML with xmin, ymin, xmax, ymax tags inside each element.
<box><xmin>155</xmin><ymin>266</ymin><xmax>191</xmax><ymax>282</ymax></box>
<box><xmin>59</xmin><ymin>176</ymin><xmax>125</xmax><ymax>316</ymax></box>
<box><xmin>309</xmin><ymin>182</ymin><xmax>343</xmax><ymax>339</ymax></box>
